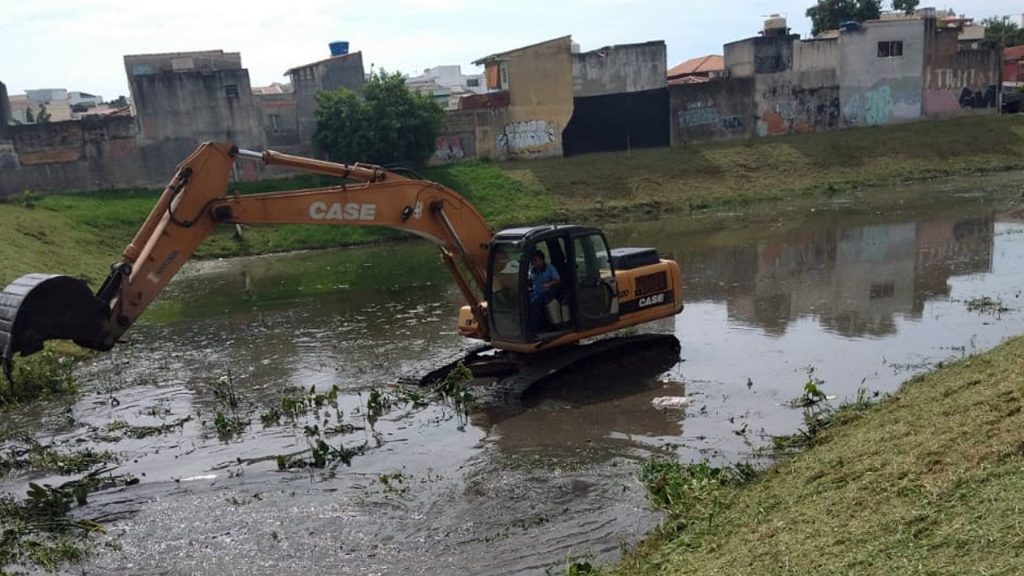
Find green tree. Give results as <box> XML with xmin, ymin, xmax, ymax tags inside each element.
<box><xmin>891</xmin><ymin>0</ymin><xmax>918</xmax><ymax>15</ymax></box>
<box><xmin>24</xmin><ymin>106</ymin><xmax>34</xmax><ymax>123</ymax></box>
<box><xmin>806</xmin><ymin>0</ymin><xmax>882</xmax><ymax>36</ymax></box>
<box><xmin>107</xmin><ymin>95</ymin><xmax>128</xmax><ymax>108</ymax></box>
<box><xmin>981</xmin><ymin>16</ymin><xmax>1024</xmax><ymax>47</ymax></box>
<box><xmin>36</xmin><ymin>104</ymin><xmax>51</xmax><ymax>123</ymax></box>
<box><xmin>313</xmin><ymin>70</ymin><xmax>445</xmax><ymax>166</ymax></box>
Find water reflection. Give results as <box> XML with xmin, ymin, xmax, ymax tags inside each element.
<box><xmin>678</xmin><ymin>214</ymin><xmax>993</xmax><ymax>337</ymax></box>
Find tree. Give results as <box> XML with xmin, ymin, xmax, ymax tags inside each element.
<box><xmin>891</xmin><ymin>0</ymin><xmax>918</xmax><ymax>15</ymax></box>
<box><xmin>313</xmin><ymin>70</ymin><xmax>445</xmax><ymax>166</ymax></box>
<box><xmin>107</xmin><ymin>95</ymin><xmax>128</xmax><ymax>108</ymax></box>
<box><xmin>981</xmin><ymin>16</ymin><xmax>1024</xmax><ymax>47</ymax></box>
<box><xmin>806</xmin><ymin>0</ymin><xmax>882</xmax><ymax>36</ymax></box>
<box><xmin>24</xmin><ymin>106</ymin><xmax>34</xmax><ymax>123</ymax></box>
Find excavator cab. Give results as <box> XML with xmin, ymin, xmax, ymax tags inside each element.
<box><xmin>486</xmin><ymin>226</ymin><xmax>620</xmax><ymax>344</ymax></box>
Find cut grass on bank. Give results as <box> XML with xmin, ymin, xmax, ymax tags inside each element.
<box><xmin>614</xmin><ymin>335</ymin><xmax>1024</xmax><ymax>576</ymax></box>
<box><xmin>517</xmin><ymin>114</ymin><xmax>1024</xmax><ymax>221</ymax></box>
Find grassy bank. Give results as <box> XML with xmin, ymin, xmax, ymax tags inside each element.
<box><xmin>2</xmin><ymin>115</ymin><xmax>1022</xmax><ymax>289</ymax></box>
<box><xmin>518</xmin><ymin>114</ymin><xmax>1024</xmax><ymax>221</ymax></box>
<box><xmin>0</xmin><ymin>162</ymin><xmax>554</xmax><ymax>287</ymax></box>
<box><xmin>615</xmin><ymin>336</ymin><xmax>1024</xmax><ymax>575</ymax></box>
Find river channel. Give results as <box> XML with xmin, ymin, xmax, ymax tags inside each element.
<box><xmin>4</xmin><ymin>173</ymin><xmax>1024</xmax><ymax>575</ymax></box>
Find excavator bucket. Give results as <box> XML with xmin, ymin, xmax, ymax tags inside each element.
<box><xmin>0</xmin><ymin>274</ymin><xmax>110</xmax><ymax>379</ymax></box>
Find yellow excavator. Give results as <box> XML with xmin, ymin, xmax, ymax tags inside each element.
<box><xmin>0</xmin><ymin>143</ymin><xmax>683</xmax><ymax>380</ymax></box>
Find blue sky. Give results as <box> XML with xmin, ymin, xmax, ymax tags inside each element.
<box><xmin>1</xmin><ymin>0</ymin><xmax>1021</xmax><ymax>99</ymax></box>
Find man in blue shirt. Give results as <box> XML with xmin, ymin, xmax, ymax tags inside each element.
<box><xmin>528</xmin><ymin>249</ymin><xmax>560</xmax><ymax>333</ymax></box>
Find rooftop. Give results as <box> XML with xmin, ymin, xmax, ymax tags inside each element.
<box><xmin>284</xmin><ymin>51</ymin><xmax>362</xmax><ymax>76</ymax></box>
<box><xmin>667</xmin><ymin>54</ymin><xmax>724</xmax><ymax>78</ymax></box>
<box><xmin>473</xmin><ymin>36</ymin><xmax>571</xmax><ymax>65</ymax></box>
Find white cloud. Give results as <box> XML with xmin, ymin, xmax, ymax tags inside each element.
<box><xmin>1</xmin><ymin>0</ymin><xmax>1021</xmax><ymax>97</ymax></box>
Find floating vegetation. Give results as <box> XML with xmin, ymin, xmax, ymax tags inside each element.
<box><xmin>965</xmin><ymin>296</ymin><xmax>1011</xmax><ymax>315</ymax></box>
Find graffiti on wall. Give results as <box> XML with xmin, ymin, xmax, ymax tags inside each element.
<box><xmin>923</xmin><ymin>67</ymin><xmax>998</xmax><ymax>115</ymax></box>
<box><xmin>756</xmin><ymin>85</ymin><xmax>840</xmax><ymax>136</ymax></box>
<box><xmin>434</xmin><ymin>135</ymin><xmax>465</xmax><ymax>163</ymax></box>
<box><xmin>497</xmin><ymin>120</ymin><xmax>557</xmax><ymax>157</ymax></box>
<box><xmin>678</xmin><ymin>99</ymin><xmax>745</xmax><ymax>133</ymax></box>
<box><xmin>842</xmin><ymin>81</ymin><xmax>921</xmax><ymax>127</ymax></box>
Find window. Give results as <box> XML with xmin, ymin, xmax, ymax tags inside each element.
<box><xmin>268</xmin><ymin>113</ymin><xmax>280</xmax><ymax>131</ymax></box>
<box><xmin>466</xmin><ymin>78</ymin><xmax>480</xmax><ymax>88</ymax></box>
<box><xmin>225</xmin><ymin>84</ymin><xmax>239</xmax><ymax>98</ymax></box>
<box><xmin>499</xmin><ymin>62</ymin><xmax>509</xmax><ymax>90</ymax></box>
<box><xmin>877</xmin><ymin>41</ymin><xmax>904</xmax><ymax>58</ymax></box>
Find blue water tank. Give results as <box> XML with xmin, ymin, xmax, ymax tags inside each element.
<box><xmin>329</xmin><ymin>41</ymin><xmax>350</xmax><ymax>57</ymax></box>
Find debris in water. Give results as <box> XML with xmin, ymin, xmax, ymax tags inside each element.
<box><xmin>652</xmin><ymin>396</ymin><xmax>691</xmax><ymax>410</ymax></box>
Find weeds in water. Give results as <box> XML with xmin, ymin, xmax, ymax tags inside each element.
<box><xmin>788</xmin><ymin>368</ymin><xmax>831</xmax><ymax>409</ymax></box>
<box><xmin>276</xmin><ymin>438</ymin><xmax>366</xmax><ymax>471</ymax></box>
<box><xmin>772</xmin><ymin>386</ymin><xmax>881</xmax><ymax>455</ymax></box>
<box><xmin>262</xmin><ymin>384</ymin><xmax>342</xmax><ymax>425</ymax></box>
<box><xmin>204</xmin><ymin>372</ymin><xmax>249</xmax><ymax>441</ymax></box>
<box><xmin>965</xmin><ymin>296</ymin><xmax>1011</xmax><ymax>315</ymax></box>
<box><xmin>0</xmin><ymin>467</ymin><xmax>137</xmax><ymax>572</ymax></box>
<box><xmin>378</xmin><ymin>471</ymin><xmax>410</xmax><ymax>495</ymax></box>
<box><xmin>637</xmin><ymin>458</ymin><xmax>755</xmax><ymax>546</ymax></box>
<box><xmin>1</xmin><ymin>346</ymin><xmax>81</xmax><ymax>406</ymax></box>
<box><xmin>0</xmin><ymin>439</ymin><xmax>117</xmax><ymax>476</ymax></box>
<box><xmin>103</xmin><ymin>416</ymin><xmax>192</xmax><ymax>440</ymax></box>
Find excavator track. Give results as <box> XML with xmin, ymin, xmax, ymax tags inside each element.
<box><xmin>411</xmin><ymin>333</ymin><xmax>681</xmax><ymax>408</ymax></box>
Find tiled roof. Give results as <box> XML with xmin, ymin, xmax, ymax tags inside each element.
<box><xmin>667</xmin><ymin>54</ymin><xmax>724</xmax><ymax>78</ymax></box>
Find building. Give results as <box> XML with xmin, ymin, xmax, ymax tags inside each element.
<box><xmin>0</xmin><ymin>81</ymin><xmax>9</xmax><ymax>139</ymax></box>
<box><xmin>471</xmin><ymin>36</ymin><xmax>575</xmax><ymax>160</ymax></box>
<box><xmin>124</xmin><ymin>50</ymin><xmax>264</xmax><ymax>150</ymax></box>
<box><xmin>670</xmin><ymin>12</ymin><xmax>1001</xmax><ymax>144</ymax></box>
<box><xmin>253</xmin><ymin>83</ymin><xmax>299</xmax><ymax>150</ymax></box>
<box><xmin>667</xmin><ymin>55</ymin><xmax>725</xmax><ymax>85</ymax></box>
<box><xmin>406</xmin><ymin>65</ymin><xmax>486</xmax><ymax>110</ymax></box>
<box><xmin>285</xmin><ymin>49</ymin><xmax>365</xmax><ymax>154</ymax></box>
<box><xmin>566</xmin><ymin>41</ymin><xmax>670</xmax><ymax>155</ymax></box>
<box><xmin>68</xmin><ymin>91</ymin><xmax>103</xmax><ymax>109</ymax></box>
<box><xmin>1003</xmin><ymin>45</ymin><xmax>1024</xmax><ymax>87</ymax></box>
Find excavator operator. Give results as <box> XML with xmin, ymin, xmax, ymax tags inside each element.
<box><xmin>528</xmin><ymin>249</ymin><xmax>561</xmax><ymax>333</ymax></box>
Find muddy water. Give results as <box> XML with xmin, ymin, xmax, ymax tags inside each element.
<box><xmin>4</xmin><ymin>175</ymin><xmax>1024</xmax><ymax>575</ymax></box>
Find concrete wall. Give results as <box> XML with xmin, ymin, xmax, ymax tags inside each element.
<box><xmin>499</xmin><ymin>37</ymin><xmax>575</xmax><ymax>159</ymax></box>
<box><xmin>726</xmin><ymin>36</ymin><xmax>799</xmax><ymax>78</ymax></box>
<box><xmin>256</xmin><ymin>92</ymin><xmax>300</xmax><ymax>149</ymax></box>
<box><xmin>0</xmin><ymin>116</ymin><xmax>167</xmax><ymax>195</ymax></box>
<box><xmin>839</xmin><ymin>19</ymin><xmax>925</xmax><ymax>127</ymax></box>
<box><xmin>0</xmin><ymin>81</ymin><xmax>10</xmax><ymax>139</ymax></box>
<box><xmin>124</xmin><ymin>50</ymin><xmax>242</xmax><ymax>76</ymax></box>
<box><xmin>724</xmin><ymin>39</ymin><xmax>756</xmax><ymax>78</ymax></box>
<box><xmin>670</xmin><ymin>78</ymin><xmax>755</xmax><ymax>144</ymax></box>
<box><xmin>563</xmin><ymin>88</ymin><xmax>670</xmax><ymax>155</ymax></box>
<box><xmin>755</xmin><ymin>68</ymin><xmax>840</xmax><ymax>136</ymax></box>
<box><xmin>431</xmin><ymin>107</ymin><xmax>510</xmax><ymax>164</ymax></box>
<box><xmin>794</xmin><ymin>38</ymin><xmax>840</xmax><ymax>72</ymax></box>
<box><xmin>922</xmin><ymin>20</ymin><xmax>1001</xmax><ymax>117</ymax></box>
<box><xmin>572</xmin><ymin>41</ymin><xmax>667</xmax><ymax>97</ymax></box>
<box><xmin>288</xmin><ymin>52</ymin><xmax>365</xmax><ymax>154</ymax></box>
<box><xmin>129</xmin><ymin>68</ymin><xmax>264</xmax><ymax>148</ymax></box>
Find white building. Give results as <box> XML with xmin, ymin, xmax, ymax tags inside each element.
<box><xmin>405</xmin><ymin>65</ymin><xmax>486</xmax><ymax>110</ymax></box>
<box><xmin>68</xmin><ymin>91</ymin><xmax>103</xmax><ymax>108</ymax></box>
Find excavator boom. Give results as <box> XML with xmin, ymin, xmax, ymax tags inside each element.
<box><xmin>0</xmin><ymin>143</ymin><xmax>685</xmax><ymax>381</ymax></box>
<box><xmin>1</xmin><ymin>143</ymin><xmax>494</xmax><ymax>377</ymax></box>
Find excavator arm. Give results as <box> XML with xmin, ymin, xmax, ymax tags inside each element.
<box><xmin>0</xmin><ymin>142</ymin><xmax>494</xmax><ymax>376</ymax></box>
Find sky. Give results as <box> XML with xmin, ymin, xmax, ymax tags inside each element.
<box><xmin>1</xmin><ymin>0</ymin><xmax>1022</xmax><ymax>100</ymax></box>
